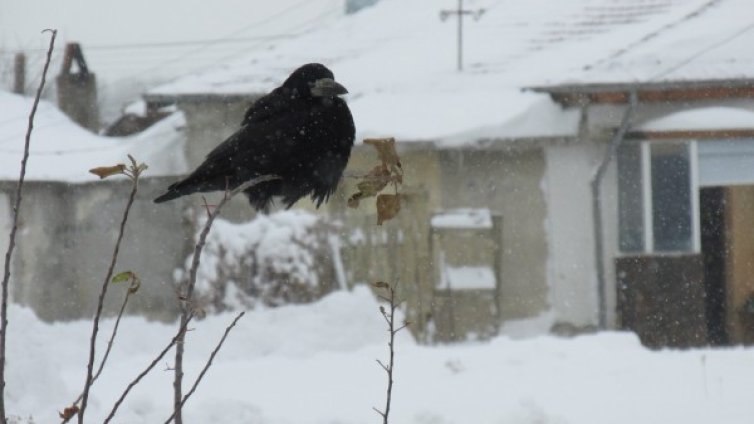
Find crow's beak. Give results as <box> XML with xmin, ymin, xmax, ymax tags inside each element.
<box><xmin>311</xmin><ymin>78</ymin><xmax>348</xmax><ymax>97</ymax></box>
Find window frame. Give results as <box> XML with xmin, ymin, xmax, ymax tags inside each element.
<box><xmin>618</xmin><ymin>139</ymin><xmax>700</xmax><ymax>255</ymax></box>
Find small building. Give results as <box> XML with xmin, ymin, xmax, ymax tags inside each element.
<box><xmin>144</xmin><ymin>0</ymin><xmax>754</xmax><ymax>346</ymax></box>
<box><xmin>0</xmin><ymin>91</ymin><xmax>190</xmax><ymax>321</ymax></box>
<box><xmin>5</xmin><ymin>0</ymin><xmax>754</xmax><ymax>349</ymax></box>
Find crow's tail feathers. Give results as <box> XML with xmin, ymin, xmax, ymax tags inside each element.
<box><xmin>153</xmin><ymin>190</ymin><xmax>181</xmax><ymax>203</ymax></box>
<box><xmin>153</xmin><ymin>180</ymin><xmax>193</xmax><ymax>203</ymax></box>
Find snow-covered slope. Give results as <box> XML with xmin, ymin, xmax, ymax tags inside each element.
<box><xmin>0</xmin><ymin>91</ymin><xmax>187</xmax><ymax>181</ymax></box>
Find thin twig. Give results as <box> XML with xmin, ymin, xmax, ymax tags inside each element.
<box><xmin>373</xmin><ymin>282</ymin><xmax>408</xmax><ymax>424</ymax></box>
<box><xmin>164</xmin><ymin>311</ymin><xmax>245</xmax><ymax>424</ymax></box>
<box><xmin>103</xmin><ymin>315</ymin><xmax>194</xmax><ymax>424</ymax></box>
<box><xmin>173</xmin><ymin>175</ymin><xmax>278</xmax><ymax>424</ymax></box>
<box><xmin>60</xmin><ymin>289</ymin><xmax>133</xmax><ymax>423</ymax></box>
<box><xmin>79</xmin><ymin>165</ymin><xmax>144</xmax><ymax>424</ymax></box>
<box><xmin>0</xmin><ymin>28</ymin><xmax>56</xmax><ymax>424</ymax></box>
<box><xmin>94</xmin><ymin>288</ymin><xmax>133</xmax><ymax>382</ymax></box>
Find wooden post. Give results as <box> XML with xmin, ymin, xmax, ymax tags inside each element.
<box><xmin>12</xmin><ymin>53</ymin><xmax>25</xmax><ymax>95</ymax></box>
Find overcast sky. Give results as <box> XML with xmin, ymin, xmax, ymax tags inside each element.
<box><xmin>0</xmin><ymin>0</ymin><xmax>345</xmax><ymax>83</ymax></box>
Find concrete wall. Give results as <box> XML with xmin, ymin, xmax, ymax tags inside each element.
<box><xmin>175</xmin><ymin>96</ymin><xmax>273</xmax><ymax>222</ymax></box>
<box><xmin>0</xmin><ymin>177</ymin><xmax>191</xmax><ymax>322</ymax></box>
<box><xmin>437</xmin><ymin>149</ymin><xmax>549</xmax><ymax>320</ymax></box>
<box><xmin>177</xmin><ymin>98</ymin><xmax>246</xmax><ymax>168</ymax></box>
<box><xmin>334</xmin><ymin>143</ymin><xmax>550</xmax><ymax>340</ymax></box>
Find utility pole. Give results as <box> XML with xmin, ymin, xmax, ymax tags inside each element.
<box><xmin>440</xmin><ymin>0</ymin><xmax>485</xmax><ymax>71</ymax></box>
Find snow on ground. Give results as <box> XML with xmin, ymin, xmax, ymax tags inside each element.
<box><xmin>185</xmin><ymin>211</ymin><xmax>332</xmax><ymax>310</ymax></box>
<box><xmin>431</xmin><ymin>208</ymin><xmax>493</xmax><ymax>229</ymax></box>
<box><xmin>3</xmin><ymin>286</ymin><xmax>754</xmax><ymax>423</ymax></box>
<box><xmin>0</xmin><ymin>91</ymin><xmax>187</xmax><ymax>181</ymax></box>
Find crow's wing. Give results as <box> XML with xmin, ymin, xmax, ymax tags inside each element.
<box><xmin>240</xmin><ymin>86</ymin><xmax>292</xmax><ymax>127</ymax></box>
<box><xmin>156</xmin><ymin>96</ymin><xmax>354</xmax><ymax>207</ymax></box>
<box><xmin>166</xmin><ymin>103</ymin><xmax>314</xmax><ymax>197</ymax></box>
<box><xmin>200</xmin><ymin>86</ymin><xmax>292</xmax><ymax>165</ymax></box>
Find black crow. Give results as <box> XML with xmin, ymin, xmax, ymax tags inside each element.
<box><xmin>154</xmin><ymin>63</ymin><xmax>355</xmax><ymax>210</ymax></box>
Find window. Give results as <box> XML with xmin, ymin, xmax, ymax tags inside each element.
<box><xmin>617</xmin><ymin>141</ymin><xmax>699</xmax><ymax>254</ymax></box>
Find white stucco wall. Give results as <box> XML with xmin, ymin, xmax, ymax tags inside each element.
<box><xmin>543</xmin><ymin>142</ymin><xmax>603</xmax><ymax>327</ymax></box>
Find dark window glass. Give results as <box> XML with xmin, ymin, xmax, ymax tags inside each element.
<box><xmin>651</xmin><ymin>143</ymin><xmax>692</xmax><ymax>251</ymax></box>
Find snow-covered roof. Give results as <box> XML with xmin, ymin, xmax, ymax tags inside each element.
<box><xmin>638</xmin><ymin>107</ymin><xmax>754</xmax><ymax>132</ymax></box>
<box><xmin>0</xmin><ymin>92</ymin><xmax>187</xmax><ymax>182</ymax></box>
<box><xmin>439</xmin><ymin>265</ymin><xmax>497</xmax><ymax>290</ymax></box>
<box><xmin>431</xmin><ymin>208</ymin><xmax>493</xmax><ymax>229</ymax></box>
<box><xmin>147</xmin><ymin>0</ymin><xmax>753</xmax><ymax>144</ymax></box>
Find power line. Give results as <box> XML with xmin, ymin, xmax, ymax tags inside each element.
<box><xmin>0</xmin><ymin>34</ymin><xmax>301</xmax><ymax>54</ymax></box>
<box><xmin>650</xmin><ymin>21</ymin><xmax>754</xmax><ymax>81</ymax></box>
<box><xmin>114</xmin><ymin>0</ymin><xmax>331</xmax><ymax>82</ymax></box>
<box><xmin>121</xmin><ymin>1</ymin><xmax>341</xmax><ymax>83</ymax></box>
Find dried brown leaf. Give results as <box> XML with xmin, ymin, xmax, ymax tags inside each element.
<box><xmin>372</xmin><ymin>281</ymin><xmax>389</xmax><ymax>289</ymax></box>
<box><xmin>364</xmin><ymin>138</ymin><xmax>401</xmax><ymax>169</ymax></box>
<box><xmin>348</xmin><ymin>166</ymin><xmax>393</xmax><ymax>207</ymax></box>
<box><xmin>347</xmin><ymin>195</ymin><xmax>362</xmax><ymax>209</ymax></box>
<box><xmin>89</xmin><ymin>164</ymin><xmax>126</xmax><ymax>179</ymax></box>
<box><xmin>376</xmin><ymin>194</ymin><xmax>401</xmax><ymax>225</ymax></box>
<box><xmin>59</xmin><ymin>405</ymin><xmax>79</xmax><ymax>420</ymax></box>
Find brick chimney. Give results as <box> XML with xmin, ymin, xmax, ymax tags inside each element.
<box><xmin>56</xmin><ymin>43</ymin><xmax>100</xmax><ymax>132</ymax></box>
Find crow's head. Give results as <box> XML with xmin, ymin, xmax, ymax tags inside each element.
<box><xmin>283</xmin><ymin>63</ymin><xmax>348</xmax><ymax>99</ymax></box>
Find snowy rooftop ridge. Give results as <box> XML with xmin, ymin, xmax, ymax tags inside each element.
<box><xmin>145</xmin><ymin>0</ymin><xmax>754</xmax><ymax>144</ymax></box>
<box><xmin>0</xmin><ymin>91</ymin><xmax>188</xmax><ymax>182</ymax></box>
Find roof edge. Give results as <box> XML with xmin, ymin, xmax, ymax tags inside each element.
<box><xmin>528</xmin><ymin>78</ymin><xmax>754</xmax><ymax>106</ymax></box>
<box><xmin>143</xmin><ymin>93</ymin><xmax>259</xmax><ymax>105</ymax></box>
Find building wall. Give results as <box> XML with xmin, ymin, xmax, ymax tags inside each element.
<box><xmin>176</xmin><ymin>97</ymin><xmax>263</xmax><ymax>222</ymax></box>
<box><xmin>543</xmin><ymin>142</ymin><xmax>601</xmax><ymax>327</ymax></box>
<box><xmin>0</xmin><ymin>177</ymin><xmax>191</xmax><ymax>322</ymax></box>
<box><xmin>333</xmin><ymin>144</ymin><xmax>550</xmax><ymax>339</ymax></box>
<box><xmin>437</xmin><ymin>149</ymin><xmax>549</xmax><ymax>320</ymax></box>
<box><xmin>582</xmin><ymin>98</ymin><xmax>754</xmax><ymax>333</ymax></box>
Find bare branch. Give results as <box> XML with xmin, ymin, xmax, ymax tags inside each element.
<box><xmin>376</xmin><ymin>359</ymin><xmax>389</xmax><ymax>373</ymax></box>
<box><xmin>0</xmin><ymin>28</ymin><xmax>57</xmax><ymax>424</ymax></box>
<box><xmin>61</xmin><ymin>289</ymin><xmax>133</xmax><ymax>423</ymax></box>
<box><xmin>374</xmin><ymin>282</ymin><xmax>408</xmax><ymax>424</ymax></box>
<box><xmin>173</xmin><ymin>175</ymin><xmax>278</xmax><ymax>423</ymax></box>
<box><xmin>78</xmin><ymin>163</ymin><xmax>145</xmax><ymax>423</ymax></box>
<box><xmin>164</xmin><ymin>311</ymin><xmax>245</xmax><ymax>424</ymax></box>
<box><xmin>103</xmin><ymin>315</ymin><xmax>194</xmax><ymax>424</ymax></box>
<box><xmin>393</xmin><ymin>323</ymin><xmax>409</xmax><ymax>334</ymax></box>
